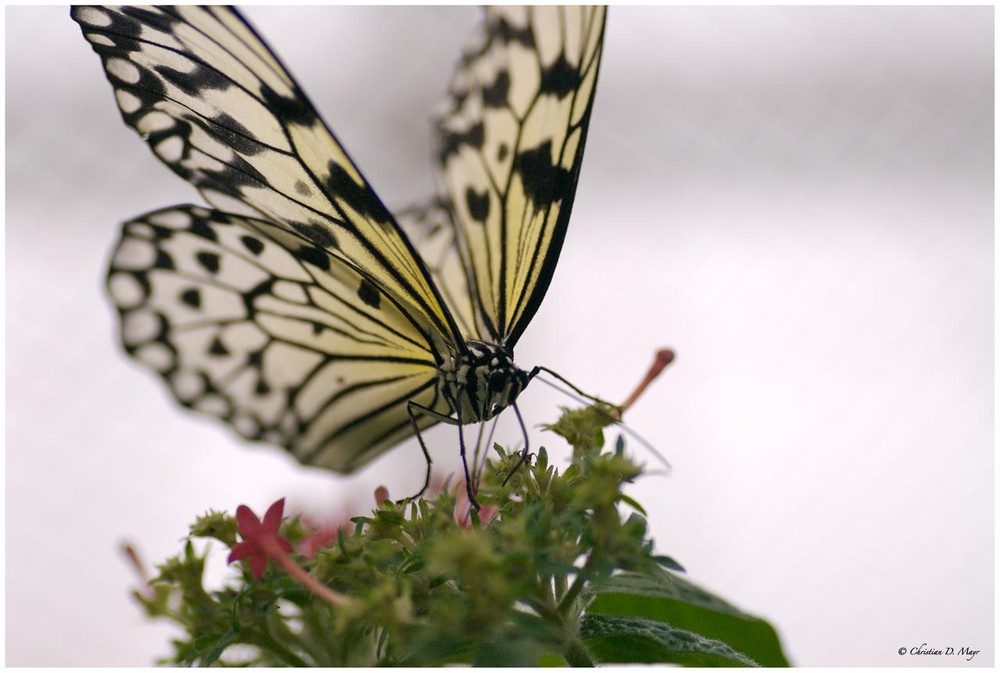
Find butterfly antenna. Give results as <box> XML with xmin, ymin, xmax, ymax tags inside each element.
<box><xmin>534</xmin><ymin>348</ymin><xmax>676</xmax><ymax>473</ymax></box>
<box><xmin>533</xmin><ymin>373</ymin><xmax>605</xmax><ymax>408</ymax></box>
<box><xmin>614</xmin><ymin>418</ymin><xmax>672</xmax><ymax>474</ymax></box>
<box><xmin>533</xmin><ymin>366</ymin><xmax>615</xmax><ymax>407</ymax></box>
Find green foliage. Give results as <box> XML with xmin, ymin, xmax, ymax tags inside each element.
<box><xmin>586</xmin><ymin>572</ymin><xmax>791</xmax><ymax>667</ymax></box>
<box><xmin>133</xmin><ymin>405</ymin><xmax>789</xmax><ymax>666</ymax></box>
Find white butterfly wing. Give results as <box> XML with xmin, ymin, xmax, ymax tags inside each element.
<box><xmin>433</xmin><ymin>6</ymin><xmax>607</xmax><ymax>345</ymax></box>
<box><xmin>72</xmin><ymin>5</ymin><xmax>459</xmax><ymax>349</ymax></box>
<box><xmin>75</xmin><ymin>6</ymin><xmax>607</xmax><ymax>473</ymax></box>
<box><xmin>108</xmin><ymin>205</ymin><xmax>447</xmax><ymax>471</ymax></box>
<box><xmin>394</xmin><ymin>199</ymin><xmax>480</xmax><ymax>343</ymax></box>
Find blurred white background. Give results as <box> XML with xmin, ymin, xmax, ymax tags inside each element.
<box><xmin>5</xmin><ymin>6</ymin><xmax>993</xmax><ymax>666</ymax></box>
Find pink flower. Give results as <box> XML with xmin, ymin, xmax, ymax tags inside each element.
<box><xmin>228</xmin><ymin>498</ymin><xmax>293</xmax><ymax>580</ymax></box>
<box><xmin>297</xmin><ymin>517</ymin><xmax>352</xmax><ymax>560</ymax></box>
<box><xmin>227</xmin><ymin>498</ymin><xmax>349</xmax><ymax>606</ymax></box>
<box><xmin>454</xmin><ymin>487</ymin><xmax>499</xmax><ymax>529</ymax></box>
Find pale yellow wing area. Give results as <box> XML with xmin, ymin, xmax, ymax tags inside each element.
<box><xmin>72</xmin><ymin>5</ymin><xmax>458</xmax><ymax>352</ymax></box>
<box><xmin>107</xmin><ymin>205</ymin><xmax>449</xmax><ymax>471</ymax></box>
<box><xmin>394</xmin><ymin>198</ymin><xmax>480</xmax><ymax>342</ymax></box>
<box><xmin>436</xmin><ymin>6</ymin><xmax>607</xmax><ymax>345</ymax></box>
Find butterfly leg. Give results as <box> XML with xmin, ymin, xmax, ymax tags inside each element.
<box><xmin>405</xmin><ymin>401</ymin><xmax>469</xmax><ymax>504</ymax></box>
<box><xmin>501</xmin><ymin>401</ymin><xmax>532</xmax><ymax>487</ymax></box>
<box><xmin>406</xmin><ymin>399</ymin><xmax>482</xmax><ymax>510</ymax></box>
<box><xmin>453</xmin><ymin>407</ymin><xmax>480</xmax><ymax>511</ymax></box>
<box><xmin>472</xmin><ymin>418</ymin><xmax>500</xmax><ymax>493</ymax></box>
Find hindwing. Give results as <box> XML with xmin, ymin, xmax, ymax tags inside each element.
<box><xmin>107</xmin><ymin>205</ymin><xmax>447</xmax><ymax>470</ymax></box>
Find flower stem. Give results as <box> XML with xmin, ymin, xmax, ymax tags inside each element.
<box><xmin>557</xmin><ymin>572</ymin><xmax>588</xmax><ymax>616</ymax></box>
<box><xmin>564</xmin><ymin>638</ymin><xmax>595</xmax><ymax>667</ymax></box>
<box><xmin>264</xmin><ymin>538</ymin><xmax>349</xmax><ymax>607</ymax></box>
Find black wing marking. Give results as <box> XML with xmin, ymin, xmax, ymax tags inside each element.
<box><xmin>73</xmin><ymin>5</ymin><xmax>460</xmax><ymax>352</ymax></box>
<box><xmin>435</xmin><ymin>6</ymin><xmax>606</xmax><ymax>344</ymax></box>
<box><xmin>107</xmin><ymin>205</ymin><xmax>448</xmax><ymax>471</ymax></box>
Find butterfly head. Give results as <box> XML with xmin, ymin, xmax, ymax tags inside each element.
<box><xmin>441</xmin><ymin>340</ymin><xmax>532</xmax><ymax>423</ymax></box>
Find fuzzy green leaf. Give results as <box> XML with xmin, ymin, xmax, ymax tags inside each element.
<box><xmin>588</xmin><ymin>571</ymin><xmax>790</xmax><ymax>667</ymax></box>
<box><xmin>579</xmin><ymin>613</ymin><xmax>759</xmax><ymax>666</ymax></box>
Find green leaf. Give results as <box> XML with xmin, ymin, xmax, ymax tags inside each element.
<box><xmin>616</xmin><ymin>492</ymin><xmax>648</xmax><ymax>516</ymax></box>
<box><xmin>652</xmin><ymin>554</ymin><xmax>685</xmax><ymax>572</ymax></box>
<box><xmin>471</xmin><ymin>637</ymin><xmax>552</xmax><ymax>667</ymax></box>
<box><xmin>588</xmin><ymin>571</ymin><xmax>789</xmax><ymax>667</ymax></box>
<box><xmin>579</xmin><ymin>613</ymin><xmax>759</xmax><ymax>666</ymax></box>
<box><xmin>374</xmin><ymin>509</ymin><xmax>405</xmax><ymax>525</ymax></box>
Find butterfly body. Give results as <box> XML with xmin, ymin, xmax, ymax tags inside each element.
<box><xmin>437</xmin><ymin>340</ymin><xmax>532</xmax><ymax>424</ymax></box>
<box><xmin>73</xmin><ymin>6</ymin><xmax>606</xmax><ymax>492</ymax></box>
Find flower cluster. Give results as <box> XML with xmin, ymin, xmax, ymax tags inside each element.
<box><xmin>127</xmin><ymin>405</ymin><xmax>789</xmax><ymax>666</ymax></box>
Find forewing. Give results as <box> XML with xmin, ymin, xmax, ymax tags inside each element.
<box><xmin>72</xmin><ymin>5</ymin><xmax>459</xmax><ymax>350</ymax></box>
<box><xmin>394</xmin><ymin>199</ymin><xmax>479</xmax><ymax>342</ymax></box>
<box><xmin>437</xmin><ymin>6</ymin><xmax>606</xmax><ymax>344</ymax></box>
<box><xmin>107</xmin><ymin>205</ymin><xmax>448</xmax><ymax>471</ymax></box>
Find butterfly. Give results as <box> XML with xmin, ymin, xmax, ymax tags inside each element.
<box><xmin>72</xmin><ymin>6</ymin><xmax>607</xmax><ymax>504</ymax></box>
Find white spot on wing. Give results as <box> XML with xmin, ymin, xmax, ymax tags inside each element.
<box><xmin>115</xmin><ymin>90</ymin><xmax>142</xmax><ymax>115</ymax></box>
<box><xmin>149</xmin><ymin>209</ymin><xmax>193</xmax><ymax>229</ymax></box>
<box><xmin>87</xmin><ymin>33</ymin><xmax>115</xmax><ymax>48</ymax></box>
<box><xmin>108</xmin><ymin>273</ymin><xmax>145</xmax><ymax>309</ymax></box>
<box><xmin>136</xmin><ymin>110</ymin><xmax>177</xmax><ymax>135</ymax></box>
<box><xmin>171</xmin><ymin>371</ymin><xmax>204</xmax><ymax>401</ymax></box>
<box><xmin>114</xmin><ymin>237</ymin><xmax>157</xmax><ymax>270</ymax></box>
<box><xmin>196</xmin><ymin>395</ymin><xmax>230</xmax><ymax>416</ymax></box>
<box><xmin>76</xmin><ymin>6</ymin><xmax>112</xmax><ymax>27</ymax></box>
<box><xmin>233</xmin><ymin>414</ymin><xmax>259</xmax><ymax>437</ymax></box>
<box><xmin>107</xmin><ymin>57</ymin><xmax>141</xmax><ymax>85</ymax></box>
<box><xmin>122</xmin><ymin>310</ymin><xmax>159</xmax><ymax>344</ymax></box>
<box><xmin>153</xmin><ymin>135</ymin><xmax>185</xmax><ymax>163</ymax></box>
<box><xmin>136</xmin><ymin>342</ymin><xmax>174</xmax><ymax>372</ymax></box>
